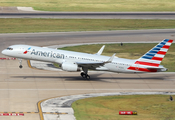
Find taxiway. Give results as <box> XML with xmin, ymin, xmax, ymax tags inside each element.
<box><xmin>1</xmin><ymin>7</ymin><xmax>175</xmax><ymax>19</ymax></box>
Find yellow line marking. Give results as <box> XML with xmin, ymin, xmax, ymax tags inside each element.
<box><xmin>37</xmin><ymin>96</ymin><xmax>68</xmax><ymax>120</ymax></box>
<box><xmin>27</xmin><ymin>60</ymin><xmax>49</xmax><ymax>71</ymax></box>
<box><xmin>27</xmin><ymin>60</ymin><xmax>39</xmax><ymax>70</ymax></box>
<box><xmin>27</xmin><ymin>60</ymin><xmax>41</xmax><ymax>70</ymax></box>
<box><xmin>27</xmin><ymin>60</ymin><xmax>32</xmax><ymax>68</ymax></box>
<box><xmin>0</xmin><ymin>96</ymin><xmax>68</xmax><ymax>119</ymax></box>
<box><xmin>38</xmin><ymin>100</ymin><xmax>45</xmax><ymax>120</ymax></box>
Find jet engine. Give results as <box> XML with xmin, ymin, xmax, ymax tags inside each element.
<box><xmin>61</xmin><ymin>62</ymin><xmax>80</xmax><ymax>72</ymax></box>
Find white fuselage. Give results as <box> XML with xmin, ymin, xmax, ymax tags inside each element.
<box><xmin>2</xmin><ymin>45</ymin><xmax>137</xmax><ymax>73</ymax></box>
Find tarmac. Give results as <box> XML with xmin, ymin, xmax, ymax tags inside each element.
<box><xmin>0</xmin><ymin>30</ymin><xmax>175</xmax><ymax>120</ymax></box>
<box><xmin>1</xmin><ymin>7</ymin><xmax>175</xmax><ymax>19</ymax></box>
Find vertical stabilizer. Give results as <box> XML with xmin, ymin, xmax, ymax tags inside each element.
<box><xmin>135</xmin><ymin>39</ymin><xmax>173</xmax><ymax>67</ymax></box>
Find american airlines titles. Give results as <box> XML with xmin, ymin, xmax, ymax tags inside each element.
<box><xmin>30</xmin><ymin>49</ymin><xmax>64</xmax><ymax>59</ymax></box>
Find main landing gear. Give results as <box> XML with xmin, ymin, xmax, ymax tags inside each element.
<box><xmin>80</xmin><ymin>72</ymin><xmax>90</xmax><ymax>80</ymax></box>
<box><xmin>18</xmin><ymin>59</ymin><xmax>23</xmax><ymax>69</ymax></box>
<box><xmin>80</xmin><ymin>67</ymin><xmax>90</xmax><ymax>80</ymax></box>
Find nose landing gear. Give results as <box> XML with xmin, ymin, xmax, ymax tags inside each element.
<box><xmin>18</xmin><ymin>59</ymin><xmax>23</xmax><ymax>69</ymax></box>
<box><xmin>19</xmin><ymin>65</ymin><xmax>23</xmax><ymax>68</ymax></box>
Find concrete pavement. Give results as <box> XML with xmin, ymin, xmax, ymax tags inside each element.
<box><xmin>0</xmin><ymin>59</ymin><xmax>175</xmax><ymax>120</ymax></box>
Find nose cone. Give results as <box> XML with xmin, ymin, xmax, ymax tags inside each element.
<box><xmin>1</xmin><ymin>49</ymin><xmax>6</xmax><ymax>55</ymax></box>
<box><xmin>1</xmin><ymin>49</ymin><xmax>9</xmax><ymax>56</ymax></box>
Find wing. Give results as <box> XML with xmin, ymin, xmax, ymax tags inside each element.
<box><xmin>76</xmin><ymin>53</ymin><xmax>116</xmax><ymax>69</ymax></box>
<box><xmin>76</xmin><ymin>61</ymin><xmax>104</xmax><ymax>68</ymax></box>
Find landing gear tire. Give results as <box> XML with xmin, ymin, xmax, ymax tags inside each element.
<box><xmin>81</xmin><ymin>72</ymin><xmax>85</xmax><ymax>77</ymax></box>
<box><xmin>80</xmin><ymin>72</ymin><xmax>90</xmax><ymax>80</ymax></box>
<box><xmin>18</xmin><ymin>59</ymin><xmax>23</xmax><ymax>69</ymax></box>
<box><xmin>19</xmin><ymin>65</ymin><xmax>23</xmax><ymax>69</ymax></box>
<box><xmin>85</xmin><ymin>75</ymin><xmax>90</xmax><ymax>80</ymax></box>
<box><xmin>81</xmin><ymin>72</ymin><xmax>86</xmax><ymax>78</ymax></box>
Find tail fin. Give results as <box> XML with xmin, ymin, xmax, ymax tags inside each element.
<box><xmin>135</xmin><ymin>39</ymin><xmax>173</xmax><ymax>67</ymax></box>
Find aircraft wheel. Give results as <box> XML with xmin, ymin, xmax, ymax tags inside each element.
<box><xmin>86</xmin><ymin>75</ymin><xmax>90</xmax><ymax>80</ymax></box>
<box><xmin>81</xmin><ymin>72</ymin><xmax>84</xmax><ymax>77</ymax></box>
<box><xmin>81</xmin><ymin>72</ymin><xmax>86</xmax><ymax>78</ymax></box>
<box><xmin>81</xmin><ymin>72</ymin><xmax>90</xmax><ymax>79</ymax></box>
<box><xmin>19</xmin><ymin>65</ymin><xmax>23</xmax><ymax>69</ymax></box>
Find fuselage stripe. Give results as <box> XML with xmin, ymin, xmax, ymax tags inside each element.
<box><xmin>127</xmin><ymin>66</ymin><xmax>157</xmax><ymax>72</ymax></box>
<box><xmin>135</xmin><ymin>61</ymin><xmax>159</xmax><ymax>67</ymax></box>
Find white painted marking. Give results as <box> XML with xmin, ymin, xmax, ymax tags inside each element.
<box><xmin>17</xmin><ymin>7</ymin><xmax>36</xmax><ymax>11</ymax></box>
<box><xmin>0</xmin><ymin>89</ymin><xmax>174</xmax><ymax>90</ymax></box>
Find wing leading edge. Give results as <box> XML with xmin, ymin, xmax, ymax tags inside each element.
<box><xmin>76</xmin><ymin>53</ymin><xmax>116</xmax><ymax>68</ymax></box>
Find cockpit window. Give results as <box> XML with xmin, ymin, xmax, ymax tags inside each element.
<box><xmin>6</xmin><ymin>47</ymin><xmax>13</xmax><ymax>50</ymax></box>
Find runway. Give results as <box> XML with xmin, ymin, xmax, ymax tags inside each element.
<box><xmin>0</xmin><ymin>30</ymin><xmax>175</xmax><ymax>120</ymax></box>
<box><xmin>0</xmin><ymin>29</ymin><xmax>175</xmax><ymax>50</ymax></box>
<box><xmin>1</xmin><ymin>12</ymin><xmax>175</xmax><ymax>19</ymax></box>
<box><xmin>0</xmin><ymin>7</ymin><xmax>175</xmax><ymax>19</ymax></box>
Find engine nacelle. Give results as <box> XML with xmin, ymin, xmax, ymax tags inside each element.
<box><xmin>61</xmin><ymin>62</ymin><xmax>80</xmax><ymax>72</ymax></box>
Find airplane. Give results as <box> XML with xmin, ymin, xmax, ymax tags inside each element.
<box><xmin>1</xmin><ymin>39</ymin><xmax>173</xmax><ymax>79</ymax></box>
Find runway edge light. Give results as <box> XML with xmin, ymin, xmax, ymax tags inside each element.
<box><xmin>119</xmin><ymin>111</ymin><xmax>137</xmax><ymax>115</ymax></box>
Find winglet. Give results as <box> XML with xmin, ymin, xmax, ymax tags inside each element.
<box><xmin>95</xmin><ymin>45</ymin><xmax>105</xmax><ymax>55</ymax></box>
<box><xmin>105</xmin><ymin>53</ymin><xmax>116</xmax><ymax>63</ymax></box>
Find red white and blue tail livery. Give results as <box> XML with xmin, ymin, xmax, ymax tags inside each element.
<box><xmin>128</xmin><ymin>39</ymin><xmax>173</xmax><ymax>72</ymax></box>
<box><xmin>1</xmin><ymin>39</ymin><xmax>173</xmax><ymax>79</ymax></box>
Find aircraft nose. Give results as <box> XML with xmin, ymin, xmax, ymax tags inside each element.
<box><xmin>1</xmin><ymin>49</ymin><xmax>6</xmax><ymax>55</ymax></box>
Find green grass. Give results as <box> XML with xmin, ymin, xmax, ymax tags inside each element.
<box><xmin>59</xmin><ymin>43</ymin><xmax>175</xmax><ymax>71</ymax></box>
<box><xmin>1</xmin><ymin>0</ymin><xmax>175</xmax><ymax>11</ymax></box>
<box><xmin>1</xmin><ymin>19</ymin><xmax>175</xmax><ymax>33</ymax></box>
<box><xmin>72</xmin><ymin>95</ymin><xmax>175</xmax><ymax>120</ymax></box>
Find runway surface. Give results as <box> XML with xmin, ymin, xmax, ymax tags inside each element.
<box><xmin>1</xmin><ymin>12</ymin><xmax>175</xmax><ymax>19</ymax></box>
<box><xmin>0</xmin><ymin>29</ymin><xmax>175</xmax><ymax>50</ymax></box>
<box><xmin>1</xmin><ymin>7</ymin><xmax>175</xmax><ymax>19</ymax></box>
<box><xmin>0</xmin><ymin>30</ymin><xmax>175</xmax><ymax>120</ymax></box>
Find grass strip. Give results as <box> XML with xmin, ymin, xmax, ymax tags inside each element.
<box><xmin>59</xmin><ymin>43</ymin><xmax>175</xmax><ymax>72</ymax></box>
<box><xmin>72</xmin><ymin>95</ymin><xmax>175</xmax><ymax>120</ymax></box>
<box><xmin>1</xmin><ymin>19</ymin><xmax>175</xmax><ymax>33</ymax></box>
<box><xmin>1</xmin><ymin>0</ymin><xmax>175</xmax><ymax>12</ymax></box>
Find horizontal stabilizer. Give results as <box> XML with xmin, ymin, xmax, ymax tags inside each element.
<box><xmin>146</xmin><ymin>67</ymin><xmax>168</xmax><ymax>72</ymax></box>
